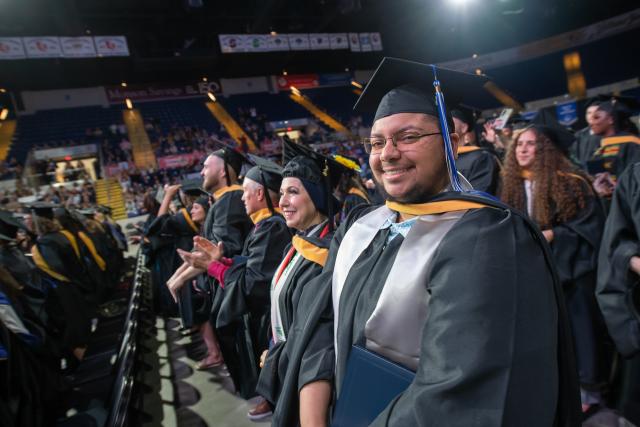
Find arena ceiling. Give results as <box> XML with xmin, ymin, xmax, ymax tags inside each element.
<box><xmin>0</xmin><ymin>0</ymin><xmax>637</xmax><ymax>91</ymax></box>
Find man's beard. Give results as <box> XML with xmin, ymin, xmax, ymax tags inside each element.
<box><xmin>373</xmin><ymin>175</ymin><xmax>448</xmax><ymax>204</ymax></box>
<box><xmin>202</xmin><ymin>175</ymin><xmax>218</xmax><ymax>192</ymax></box>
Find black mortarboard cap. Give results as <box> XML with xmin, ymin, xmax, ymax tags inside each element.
<box><xmin>211</xmin><ymin>143</ymin><xmax>247</xmax><ymax>177</ymax></box>
<box><xmin>529</xmin><ymin>109</ymin><xmax>575</xmax><ymax>154</ymax></box>
<box><xmin>282</xmin><ymin>139</ymin><xmax>350</xmax><ymax>190</ymax></box>
<box><xmin>180</xmin><ymin>178</ymin><xmax>208</xmax><ymax>197</ymax></box>
<box><xmin>193</xmin><ymin>196</ymin><xmax>210</xmax><ymax>214</ymax></box>
<box><xmin>245</xmin><ymin>154</ymin><xmax>283</xmax><ymax>193</ymax></box>
<box><xmin>353</xmin><ymin>57</ymin><xmax>492</xmax><ymax>127</ymax></box>
<box><xmin>25</xmin><ymin>202</ymin><xmax>59</xmax><ymax>219</ymax></box>
<box><xmin>451</xmin><ymin>106</ymin><xmax>477</xmax><ymax>130</ymax></box>
<box><xmin>0</xmin><ymin>210</ymin><xmax>23</xmax><ymax>241</ymax></box>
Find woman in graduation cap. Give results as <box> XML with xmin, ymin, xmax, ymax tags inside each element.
<box><xmin>452</xmin><ymin>107</ymin><xmax>501</xmax><ymax>195</ymax></box>
<box><xmin>588</xmin><ymin>99</ymin><xmax>640</xmax><ymax>198</ymax></box>
<box><xmin>180</xmin><ymin>155</ymin><xmax>292</xmax><ymax>401</ymax></box>
<box><xmin>271</xmin><ymin>58</ymin><xmax>580</xmax><ymax>427</ymax></box>
<box><xmin>500</xmin><ymin>119</ymin><xmax>611</xmax><ymax>414</ymax></box>
<box><xmin>245</xmin><ymin>141</ymin><xmax>347</xmax><ymax>421</ymax></box>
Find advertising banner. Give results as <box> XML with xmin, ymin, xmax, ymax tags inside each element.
<box><xmin>276</xmin><ymin>74</ymin><xmax>320</xmax><ymax>90</ymax></box>
<box><xmin>23</xmin><ymin>37</ymin><xmax>62</xmax><ymax>58</ymax></box>
<box><xmin>105</xmin><ymin>81</ymin><xmax>221</xmax><ymax>104</ymax></box>
<box><xmin>288</xmin><ymin>34</ymin><xmax>310</xmax><ymax>51</ymax></box>
<box><xmin>0</xmin><ymin>37</ymin><xmax>26</xmax><ymax>59</ymax></box>
<box><xmin>94</xmin><ymin>36</ymin><xmax>129</xmax><ymax>57</ymax></box>
<box><xmin>330</xmin><ymin>33</ymin><xmax>349</xmax><ymax>50</ymax></box>
<box><xmin>60</xmin><ymin>37</ymin><xmax>97</xmax><ymax>58</ymax></box>
<box><xmin>309</xmin><ymin>33</ymin><xmax>330</xmax><ymax>50</ymax></box>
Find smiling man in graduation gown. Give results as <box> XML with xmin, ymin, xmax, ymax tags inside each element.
<box><xmin>272</xmin><ymin>58</ymin><xmax>580</xmax><ymax>427</ymax></box>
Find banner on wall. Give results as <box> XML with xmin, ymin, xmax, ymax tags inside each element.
<box><xmin>60</xmin><ymin>37</ymin><xmax>97</xmax><ymax>58</ymax></box>
<box><xmin>268</xmin><ymin>34</ymin><xmax>290</xmax><ymax>51</ymax></box>
<box><xmin>157</xmin><ymin>152</ymin><xmax>203</xmax><ymax>169</ymax></box>
<box><xmin>218</xmin><ymin>32</ymin><xmax>381</xmax><ymax>53</ymax></box>
<box><xmin>288</xmin><ymin>34</ymin><xmax>310</xmax><ymax>51</ymax></box>
<box><xmin>309</xmin><ymin>33</ymin><xmax>330</xmax><ymax>50</ymax></box>
<box><xmin>0</xmin><ymin>37</ymin><xmax>26</xmax><ymax>59</ymax></box>
<box><xmin>348</xmin><ymin>33</ymin><xmax>361</xmax><ymax>52</ymax></box>
<box><xmin>318</xmin><ymin>73</ymin><xmax>352</xmax><ymax>87</ymax></box>
<box><xmin>276</xmin><ymin>74</ymin><xmax>320</xmax><ymax>90</ymax></box>
<box><xmin>370</xmin><ymin>32</ymin><xmax>383</xmax><ymax>51</ymax></box>
<box><xmin>23</xmin><ymin>37</ymin><xmax>62</xmax><ymax>58</ymax></box>
<box><xmin>330</xmin><ymin>33</ymin><xmax>349</xmax><ymax>50</ymax></box>
<box><xmin>556</xmin><ymin>101</ymin><xmax>578</xmax><ymax>126</ymax></box>
<box><xmin>94</xmin><ymin>36</ymin><xmax>129</xmax><ymax>57</ymax></box>
<box><xmin>105</xmin><ymin>81</ymin><xmax>221</xmax><ymax>104</ymax></box>
<box><xmin>219</xmin><ymin>34</ymin><xmax>246</xmax><ymax>53</ymax></box>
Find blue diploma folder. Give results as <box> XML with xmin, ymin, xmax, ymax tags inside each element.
<box><xmin>331</xmin><ymin>346</ymin><xmax>416</xmax><ymax>427</ymax></box>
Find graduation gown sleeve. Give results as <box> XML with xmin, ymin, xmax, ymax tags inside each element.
<box><xmin>597</xmin><ymin>162</ymin><xmax>640</xmax><ymax>357</ymax></box>
<box><xmin>217</xmin><ymin>216</ymin><xmax>291</xmax><ymax>329</ymax></box>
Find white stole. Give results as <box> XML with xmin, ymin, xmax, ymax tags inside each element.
<box><xmin>332</xmin><ymin>205</ymin><xmax>466</xmax><ymax>370</ymax></box>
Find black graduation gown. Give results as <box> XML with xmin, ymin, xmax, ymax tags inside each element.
<box><xmin>456</xmin><ymin>146</ymin><xmax>501</xmax><ymax>195</ymax></box>
<box><xmin>571</xmin><ymin>127</ymin><xmax>601</xmax><ymax>169</ymax></box>
<box><xmin>147</xmin><ymin>208</ymin><xmax>198</xmax><ymax>319</ymax></box>
<box><xmin>538</xmin><ymin>176</ymin><xmax>611</xmax><ymax>389</ymax></box>
<box><xmin>85</xmin><ymin>221</ymin><xmax>122</xmax><ymax>288</ymax></box>
<box><xmin>256</xmin><ymin>223</ymin><xmax>333</xmax><ymax>408</ymax></box>
<box><xmin>589</xmin><ymin>133</ymin><xmax>640</xmax><ymax>180</ymax></box>
<box><xmin>202</xmin><ymin>188</ymin><xmax>253</xmax><ymax>321</ymax></box>
<box><xmin>272</xmin><ymin>193</ymin><xmax>581</xmax><ymax>427</ymax></box>
<box><xmin>30</xmin><ymin>233</ymin><xmax>93</xmax><ymax>350</ymax></box>
<box><xmin>597</xmin><ymin>162</ymin><xmax>640</xmax><ymax>423</ymax></box>
<box><xmin>341</xmin><ymin>190</ymin><xmax>370</xmax><ymax>223</ymax></box>
<box><xmin>215</xmin><ymin>214</ymin><xmax>291</xmax><ymax>399</ymax></box>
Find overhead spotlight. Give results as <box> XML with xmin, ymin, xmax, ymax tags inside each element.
<box><xmin>283</xmin><ymin>70</ymin><xmax>288</xmax><ymax>76</ymax></box>
<box><xmin>0</xmin><ymin>88</ymin><xmax>6</xmax><ymax>93</ymax></box>
<box><xmin>207</xmin><ymin>92</ymin><xmax>217</xmax><ymax>102</ymax></box>
<box><xmin>345</xmin><ymin>67</ymin><xmax>350</xmax><ymax>72</ymax></box>
<box><xmin>202</xmin><ymin>77</ymin><xmax>208</xmax><ymax>82</ymax></box>
<box><xmin>125</xmin><ymin>98</ymin><xmax>133</xmax><ymax>109</ymax></box>
<box><xmin>472</xmin><ymin>53</ymin><xmax>478</xmax><ymax>59</ymax></box>
<box><xmin>270</xmin><ymin>31</ymin><xmax>277</xmax><ymax>36</ymax></box>
<box><xmin>351</xmin><ymin>80</ymin><xmax>363</xmax><ymax>89</ymax></box>
<box><xmin>290</xmin><ymin>86</ymin><xmax>301</xmax><ymax>96</ymax></box>
<box><xmin>475</xmin><ymin>68</ymin><xmax>482</xmax><ymax>75</ymax></box>
<box><xmin>121</xmin><ymin>82</ymin><xmax>127</xmax><ymax>87</ymax></box>
<box><xmin>0</xmin><ymin>108</ymin><xmax>8</xmax><ymax>121</ymax></box>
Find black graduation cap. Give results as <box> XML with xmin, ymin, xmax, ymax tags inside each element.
<box><xmin>25</xmin><ymin>202</ymin><xmax>59</xmax><ymax>219</ymax></box>
<box><xmin>245</xmin><ymin>154</ymin><xmax>283</xmax><ymax>193</ymax></box>
<box><xmin>282</xmin><ymin>139</ymin><xmax>350</xmax><ymax>227</ymax></box>
<box><xmin>451</xmin><ymin>106</ymin><xmax>478</xmax><ymax>131</ymax></box>
<box><xmin>193</xmin><ymin>196</ymin><xmax>210</xmax><ymax>214</ymax></box>
<box><xmin>0</xmin><ymin>210</ymin><xmax>23</xmax><ymax>241</ymax></box>
<box><xmin>529</xmin><ymin>109</ymin><xmax>575</xmax><ymax>154</ymax></box>
<box><xmin>353</xmin><ymin>57</ymin><xmax>491</xmax><ymax>127</ymax></box>
<box><xmin>211</xmin><ymin>142</ymin><xmax>248</xmax><ymax>185</ymax></box>
<box><xmin>505</xmin><ymin>114</ymin><xmax>529</xmax><ymax>130</ymax></box>
<box><xmin>180</xmin><ymin>178</ymin><xmax>208</xmax><ymax>197</ymax></box>
<box><xmin>282</xmin><ymin>139</ymin><xmax>350</xmax><ymax>190</ymax></box>
<box><xmin>76</xmin><ymin>207</ymin><xmax>97</xmax><ymax>218</ymax></box>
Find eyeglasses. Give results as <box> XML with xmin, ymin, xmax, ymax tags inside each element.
<box><xmin>362</xmin><ymin>131</ymin><xmax>442</xmax><ymax>154</ymax></box>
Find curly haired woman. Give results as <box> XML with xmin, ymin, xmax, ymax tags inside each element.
<box><xmin>500</xmin><ymin>122</ymin><xmax>612</xmax><ymax>417</ymax></box>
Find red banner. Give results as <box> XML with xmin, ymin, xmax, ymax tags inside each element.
<box><xmin>157</xmin><ymin>152</ymin><xmax>203</xmax><ymax>170</ymax></box>
<box><xmin>276</xmin><ymin>74</ymin><xmax>320</xmax><ymax>90</ymax></box>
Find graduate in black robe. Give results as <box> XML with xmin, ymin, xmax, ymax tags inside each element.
<box><xmin>571</xmin><ymin>98</ymin><xmax>603</xmax><ymax>169</ymax></box>
<box><xmin>499</xmin><ymin>118</ymin><xmax>611</xmax><ymax>413</ymax></box>
<box><xmin>26</xmin><ymin>203</ymin><xmax>93</xmax><ymax>360</ymax></box>
<box><xmin>272</xmin><ymin>58</ymin><xmax>581</xmax><ymax>427</ymax></box>
<box><xmin>181</xmin><ymin>155</ymin><xmax>292</xmax><ymax>399</ymax></box>
<box><xmin>253</xmin><ymin>144</ymin><xmax>347</xmax><ymax>420</ymax></box>
<box><xmin>452</xmin><ymin>107</ymin><xmax>501</xmax><ymax>195</ymax></box>
<box><xmin>597</xmin><ymin>162</ymin><xmax>640</xmax><ymax>424</ymax></box>
<box><xmin>588</xmin><ymin>100</ymin><xmax>640</xmax><ymax>199</ymax></box>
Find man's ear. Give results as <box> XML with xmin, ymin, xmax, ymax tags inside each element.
<box><xmin>450</xmin><ymin>133</ymin><xmax>460</xmax><ymax>160</ymax></box>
